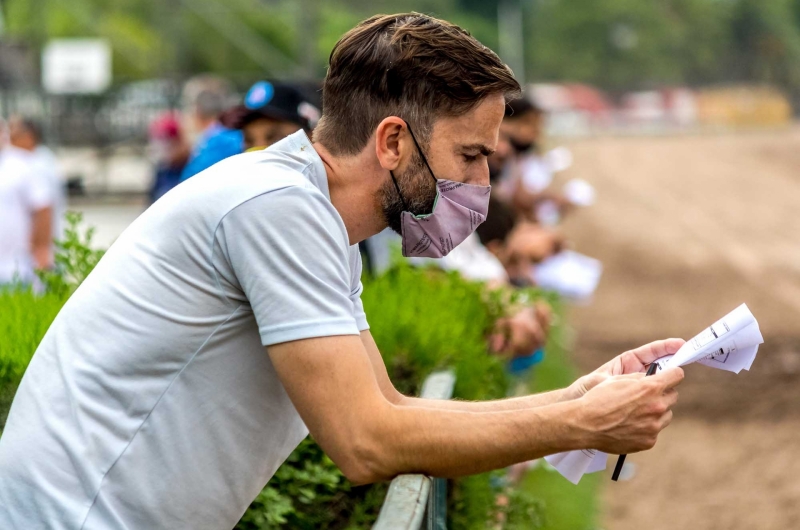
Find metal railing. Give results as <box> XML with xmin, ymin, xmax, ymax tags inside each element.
<box><xmin>372</xmin><ymin>370</ymin><xmax>456</xmax><ymax>530</ymax></box>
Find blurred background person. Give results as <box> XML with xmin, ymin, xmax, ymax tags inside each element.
<box><xmin>179</xmin><ymin>75</ymin><xmax>241</xmax><ymax>181</ymax></box>
<box><xmin>8</xmin><ymin>116</ymin><xmax>65</xmax><ymax>245</ymax></box>
<box><xmin>494</xmin><ymin>98</ymin><xmax>591</xmax><ymax>225</ymax></box>
<box><xmin>0</xmin><ymin>119</ymin><xmax>53</xmax><ymax>287</ymax></box>
<box><xmin>218</xmin><ymin>81</ymin><xmax>319</xmax><ymax>151</ymax></box>
<box><xmin>147</xmin><ymin>112</ymin><xmax>189</xmax><ymax>203</ymax></box>
<box><xmin>476</xmin><ymin>196</ymin><xmax>563</xmax><ymax>286</ymax></box>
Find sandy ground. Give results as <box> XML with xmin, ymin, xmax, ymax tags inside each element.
<box><xmin>559</xmin><ymin>127</ymin><xmax>800</xmax><ymax>530</ymax></box>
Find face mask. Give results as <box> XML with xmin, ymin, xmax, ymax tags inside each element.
<box><xmin>390</xmin><ymin>122</ymin><xmax>491</xmax><ymax>258</ymax></box>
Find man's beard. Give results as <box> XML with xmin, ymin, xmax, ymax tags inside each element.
<box><xmin>379</xmin><ymin>151</ymin><xmax>438</xmax><ymax>235</ymax></box>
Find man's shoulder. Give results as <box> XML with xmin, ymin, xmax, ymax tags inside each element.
<box><xmin>169</xmin><ymin>152</ymin><xmax>327</xmax><ymax>224</ymax></box>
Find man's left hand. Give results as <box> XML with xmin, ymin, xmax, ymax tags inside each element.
<box><xmin>564</xmin><ymin>338</ymin><xmax>685</xmax><ymax>400</ymax></box>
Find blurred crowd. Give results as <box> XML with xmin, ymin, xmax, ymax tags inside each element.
<box><xmin>1</xmin><ymin>73</ymin><xmax>601</xmax><ymax>376</ymax></box>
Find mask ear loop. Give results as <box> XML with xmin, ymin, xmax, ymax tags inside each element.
<box><xmin>404</xmin><ymin>122</ymin><xmax>438</xmax><ymax>184</ymax></box>
<box><xmin>389</xmin><ymin>170</ymin><xmax>409</xmax><ymax>211</ymax></box>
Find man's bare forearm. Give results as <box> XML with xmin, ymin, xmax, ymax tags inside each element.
<box><xmin>397</xmin><ymin>387</ymin><xmax>573</xmax><ymax>412</ymax></box>
<box><xmin>362</xmin><ymin>397</ymin><xmax>591</xmax><ymax>481</ymax></box>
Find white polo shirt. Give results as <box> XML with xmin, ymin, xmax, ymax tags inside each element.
<box><xmin>0</xmin><ymin>145</ymin><xmax>53</xmax><ymax>284</ymax></box>
<box><xmin>0</xmin><ymin>131</ymin><xmax>369</xmax><ymax>529</ymax></box>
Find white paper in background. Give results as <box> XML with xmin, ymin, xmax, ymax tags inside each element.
<box><xmin>519</xmin><ymin>156</ymin><xmax>554</xmax><ymax>193</ymax></box>
<box><xmin>533</xmin><ymin>250</ymin><xmax>603</xmax><ymax>301</ymax></box>
<box><xmin>546</xmin><ymin>304</ymin><xmax>764</xmax><ymax>484</ymax></box>
<box><xmin>535</xmin><ymin>200</ymin><xmax>561</xmax><ymax>226</ymax></box>
<box><xmin>563</xmin><ymin>178</ymin><xmax>596</xmax><ymax>207</ymax></box>
<box><xmin>519</xmin><ymin>147</ymin><xmax>574</xmax><ymax>195</ymax></box>
<box><xmin>544</xmin><ymin>146</ymin><xmax>573</xmax><ymax>173</ymax></box>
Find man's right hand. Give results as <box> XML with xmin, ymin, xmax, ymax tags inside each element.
<box><xmin>577</xmin><ymin>367</ymin><xmax>684</xmax><ymax>454</ymax></box>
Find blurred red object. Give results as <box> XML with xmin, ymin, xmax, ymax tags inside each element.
<box><xmin>149</xmin><ymin>112</ymin><xmax>181</xmax><ymax>140</ymax></box>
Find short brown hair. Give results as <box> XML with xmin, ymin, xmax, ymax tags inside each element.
<box><xmin>314</xmin><ymin>13</ymin><xmax>521</xmax><ymax>155</ymax></box>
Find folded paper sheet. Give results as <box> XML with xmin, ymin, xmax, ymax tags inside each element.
<box><xmin>545</xmin><ymin>304</ymin><xmax>763</xmax><ymax>484</ymax></box>
<box><xmin>655</xmin><ymin>304</ymin><xmax>762</xmax><ymax>374</ymax></box>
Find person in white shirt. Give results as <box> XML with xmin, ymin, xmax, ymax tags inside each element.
<box><xmin>0</xmin><ymin>119</ymin><xmax>53</xmax><ymax>286</ymax></box>
<box><xmin>9</xmin><ymin>116</ymin><xmax>65</xmax><ymax>243</ymax></box>
<box><xmin>0</xmin><ymin>14</ymin><xmax>684</xmax><ymax>530</ymax></box>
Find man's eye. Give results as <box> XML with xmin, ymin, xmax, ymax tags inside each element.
<box><xmin>463</xmin><ymin>154</ymin><xmax>479</xmax><ymax>163</ymax></box>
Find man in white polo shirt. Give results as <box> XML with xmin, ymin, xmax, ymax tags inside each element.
<box><xmin>0</xmin><ymin>13</ymin><xmax>684</xmax><ymax>529</ymax></box>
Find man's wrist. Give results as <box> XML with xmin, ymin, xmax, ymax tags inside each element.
<box><xmin>552</xmin><ymin>387</ymin><xmax>577</xmax><ymax>403</ymax></box>
<box><xmin>556</xmin><ymin>398</ymin><xmax>598</xmax><ymax>450</ymax></box>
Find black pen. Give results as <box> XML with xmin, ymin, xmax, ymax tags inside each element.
<box><xmin>611</xmin><ymin>361</ymin><xmax>660</xmax><ymax>481</ymax></box>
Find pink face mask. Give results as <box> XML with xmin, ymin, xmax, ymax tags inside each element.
<box><xmin>393</xmin><ymin>123</ymin><xmax>491</xmax><ymax>258</ymax></box>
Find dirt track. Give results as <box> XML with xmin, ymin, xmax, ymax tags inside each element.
<box><xmin>559</xmin><ymin>127</ymin><xmax>800</xmax><ymax>530</ymax></box>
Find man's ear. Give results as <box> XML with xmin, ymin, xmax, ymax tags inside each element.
<box><xmin>374</xmin><ymin>117</ymin><xmax>408</xmax><ymax>171</ymax></box>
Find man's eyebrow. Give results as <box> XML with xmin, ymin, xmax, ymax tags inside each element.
<box><xmin>460</xmin><ymin>143</ymin><xmax>495</xmax><ymax>156</ymax></box>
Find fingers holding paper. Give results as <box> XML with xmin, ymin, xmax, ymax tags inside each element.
<box><xmin>578</xmin><ymin>367</ymin><xmax>684</xmax><ymax>454</ymax></box>
<box><xmin>610</xmin><ymin>338</ymin><xmax>686</xmax><ymax>375</ymax></box>
<box><xmin>548</xmin><ymin>305</ymin><xmax>763</xmax><ymax>484</ymax></box>
<box><xmin>567</xmin><ymin>338</ymin><xmax>686</xmax><ymax>398</ymax></box>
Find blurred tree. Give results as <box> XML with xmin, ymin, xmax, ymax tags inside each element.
<box><xmin>2</xmin><ymin>0</ymin><xmax>299</xmax><ymax>83</ymax></box>
<box><xmin>526</xmin><ymin>0</ymin><xmax>733</xmax><ymax>91</ymax></box>
<box><xmin>2</xmin><ymin>0</ymin><xmax>800</xmax><ymax>101</ymax></box>
<box><xmin>727</xmin><ymin>0</ymin><xmax>800</xmax><ymax>92</ymax></box>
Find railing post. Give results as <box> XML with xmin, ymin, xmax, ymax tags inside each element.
<box><xmin>425</xmin><ymin>477</ymin><xmax>447</xmax><ymax>530</ymax></box>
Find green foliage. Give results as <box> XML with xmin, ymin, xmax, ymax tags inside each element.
<box><xmin>237</xmin><ymin>438</ymin><xmax>365</xmax><ymax>530</ymax></box>
<box><xmin>9</xmin><ymin>0</ymin><xmax>800</xmax><ymax>96</ymax></box>
<box><xmin>363</xmin><ymin>262</ymin><xmax>508</xmax><ymax>400</ymax></box>
<box><xmin>37</xmin><ymin>212</ymin><xmax>105</xmax><ymax>297</ymax></box>
<box><xmin>0</xmin><ymin>288</ymin><xmax>66</xmax><ymax>429</ymax></box>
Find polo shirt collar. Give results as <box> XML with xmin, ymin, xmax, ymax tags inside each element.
<box><xmin>280</xmin><ymin>130</ymin><xmax>330</xmax><ymax>200</ymax></box>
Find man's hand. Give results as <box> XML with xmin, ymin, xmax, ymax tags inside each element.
<box><xmin>565</xmin><ymin>338</ymin><xmax>685</xmax><ymax>400</ymax></box>
<box><xmin>578</xmin><ymin>367</ymin><xmax>684</xmax><ymax>454</ymax></box>
<box><xmin>489</xmin><ymin>306</ymin><xmax>548</xmax><ymax>357</ymax></box>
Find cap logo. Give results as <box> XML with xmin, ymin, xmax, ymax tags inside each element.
<box><xmin>245</xmin><ymin>81</ymin><xmax>274</xmax><ymax>109</ymax></box>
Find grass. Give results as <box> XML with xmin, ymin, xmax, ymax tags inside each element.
<box><xmin>0</xmin><ymin>290</ymin><xmax>67</xmax><ymax>388</ymax></box>
<box><xmin>0</xmin><ymin>289</ymin><xmax>69</xmax><ymax>435</ymax></box>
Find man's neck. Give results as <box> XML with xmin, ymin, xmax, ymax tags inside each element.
<box><xmin>313</xmin><ymin>140</ymin><xmax>388</xmax><ymax>245</ymax></box>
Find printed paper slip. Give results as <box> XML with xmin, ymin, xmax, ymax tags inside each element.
<box><xmin>545</xmin><ymin>304</ymin><xmax>763</xmax><ymax>484</ymax></box>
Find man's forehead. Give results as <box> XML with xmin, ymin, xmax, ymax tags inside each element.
<box><xmin>432</xmin><ymin>95</ymin><xmax>505</xmax><ymax>148</ymax></box>
<box><xmin>441</xmin><ymin>124</ymin><xmax>500</xmax><ymax>153</ymax></box>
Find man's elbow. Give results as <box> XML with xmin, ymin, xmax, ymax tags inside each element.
<box><xmin>336</xmin><ymin>435</ymin><xmax>395</xmax><ymax>485</ymax></box>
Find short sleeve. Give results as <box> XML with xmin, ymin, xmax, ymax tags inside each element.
<box><xmin>217</xmin><ymin>186</ymin><xmax>362</xmax><ymax>346</ymax></box>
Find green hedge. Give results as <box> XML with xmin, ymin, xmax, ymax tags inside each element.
<box><xmin>0</xmin><ymin>215</ymin><xmax>596</xmax><ymax>529</ymax></box>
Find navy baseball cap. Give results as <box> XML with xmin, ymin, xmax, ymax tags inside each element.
<box><xmin>219</xmin><ymin>81</ymin><xmax>320</xmax><ymax>130</ymax></box>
